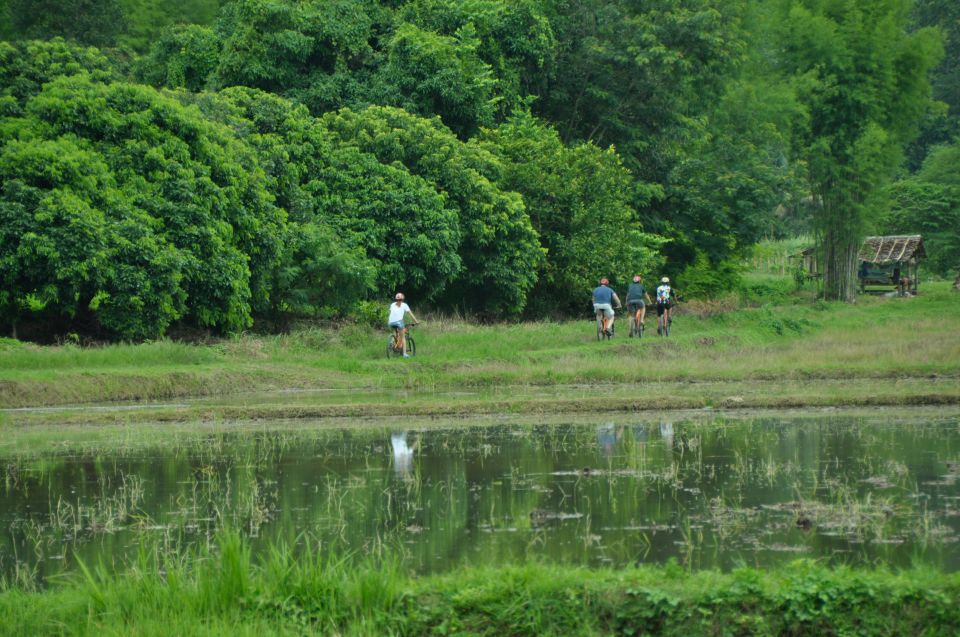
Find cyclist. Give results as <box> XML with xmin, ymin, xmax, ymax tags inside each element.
<box><xmin>387</xmin><ymin>293</ymin><xmax>419</xmax><ymax>358</ymax></box>
<box><xmin>655</xmin><ymin>277</ymin><xmax>673</xmax><ymax>336</ymax></box>
<box><xmin>592</xmin><ymin>278</ymin><xmax>622</xmax><ymax>336</ymax></box>
<box><xmin>626</xmin><ymin>275</ymin><xmax>652</xmax><ymax>337</ymax></box>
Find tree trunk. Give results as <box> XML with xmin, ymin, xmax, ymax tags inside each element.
<box><xmin>816</xmin><ymin>182</ymin><xmax>861</xmax><ymax>303</ymax></box>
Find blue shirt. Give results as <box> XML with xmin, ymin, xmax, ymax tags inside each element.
<box><xmin>593</xmin><ymin>285</ymin><xmax>614</xmax><ymax>304</ymax></box>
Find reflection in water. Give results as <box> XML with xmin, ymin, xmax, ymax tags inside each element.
<box><xmin>1</xmin><ymin>412</ymin><xmax>960</xmax><ymax>582</ymax></box>
<box><xmin>596</xmin><ymin>423</ymin><xmax>622</xmax><ymax>460</ymax></box>
<box><xmin>632</xmin><ymin>425</ymin><xmax>648</xmax><ymax>443</ymax></box>
<box><xmin>391</xmin><ymin>432</ymin><xmax>415</xmax><ymax>477</ymax></box>
<box><xmin>659</xmin><ymin>421</ymin><xmax>674</xmax><ymax>448</ymax></box>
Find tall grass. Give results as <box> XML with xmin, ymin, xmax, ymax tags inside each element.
<box><xmin>2</xmin><ymin>532</ymin><xmax>958</xmax><ymax>636</ymax></box>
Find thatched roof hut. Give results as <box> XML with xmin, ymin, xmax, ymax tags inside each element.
<box><xmin>858</xmin><ymin>235</ymin><xmax>925</xmax><ymax>265</ymax></box>
<box><xmin>857</xmin><ymin>235</ymin><xmax>925</xmax><ymax>294</ymax></box>
<box><xmin>795</xmin><ymin>235</ymin><xmax>926</xmax><ymax>294</ymax></box>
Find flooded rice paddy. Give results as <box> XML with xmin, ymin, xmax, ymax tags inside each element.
<box><xmin>2</xmin><ymin>410</ymin><xmax>959</xmax><ymax>583</ymax></box>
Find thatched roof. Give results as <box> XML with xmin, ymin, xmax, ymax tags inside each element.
<box><xmin>858</xmin><ymin>235</ymin><xmax>925</xmax><ymax>264</ymax></box>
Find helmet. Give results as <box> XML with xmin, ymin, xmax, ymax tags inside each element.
<box><xmin>395</xmin><ymin>292</ymin><xmax>404</xmax><ymax>300</ymax></box>
<box><xmin>633</xmin><ymin>275</ymin><xmax>641</xmax><ymax>283</ymax></box>
<box><xmin>600</xmin><ymin>277</ymin><xmax>609</xmax><ymax>285</ymax></box>
<box><xmin>661</xmin><ymin>277</ymin><xmax>669</xmax><ymax>284</ymax></box>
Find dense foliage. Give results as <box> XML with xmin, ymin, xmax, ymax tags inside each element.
<box><xmin>775</xmin><ymin>0</ymin><xmax>942</xmax><ymax>301</ymax></box>
<box><xmin>0</xmin><ymin>0</ymin><xmax>955</xmax><ymax>337</ymax></box>
<box><xmin>0</xmin><ymin>68</ymin><xmax>286</xmax><ymax>338</ymax></box>
<box><xmin>2</xmin><ymin>533</ymin><xmax>960</xmax><ymax>635</ymax></box>
<box><xmin>884</xmin><ymin>141</ymin><xmax>960</xmax><ymax>275</ymax></box>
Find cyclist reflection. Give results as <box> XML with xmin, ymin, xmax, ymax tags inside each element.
<box><xmin>391</xmin><ymin>432</ymin><xmax>417</xmax><ymax>477</ymax></box>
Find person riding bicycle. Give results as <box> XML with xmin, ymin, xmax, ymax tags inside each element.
<box><xmin>387</xmin><ymin>293</ymin><xmax>419</xmax><ymax>358</ymax></box>
<box><xmin>655</xmin><ymin>277</ymin><xmax>674</xmax><ymax>336</ymax></box>
<box><xmin>626</xmin><ymin>275</ymin><xmax>652</xmax><ymax>336</ymax></box>
<box><xmin>592</xmin><ymin>278</ymin><xmax>622</xmax><ymax>336</ymax></box>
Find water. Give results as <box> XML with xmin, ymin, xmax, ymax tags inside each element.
<box><xmin>2</xmin><ymin>410</ymin><xmax>959</xmax><ymax>582</ymax></box>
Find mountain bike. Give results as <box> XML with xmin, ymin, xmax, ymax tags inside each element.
<box><xmin>628</xmin><ymin>302</ymin><xmax>645</xmax><ymax>338</ymax></box>
<box><xmin>595</xmin><ymin>308</ymin><xmax>614</xmax><ymax>340</ymax></box>
<box><xmin>386</xmin><ymin>323</ymin><xmax>416</xmax><ymax>357</ymax></box>
<box><xmin>656</xmin><ymin>302</ymin><xmax>673</xmax><ymax>337</ymax></box>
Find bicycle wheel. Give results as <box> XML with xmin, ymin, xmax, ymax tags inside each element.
<box><xmin>596</xmin><ymin>315</ymin><xmax>603</xmax><ymax>341</ymax></box>
<box><xmin>405</xmin><ymin>335</ymin><xmax>416</xmax><ymax>357</ymax></box>
<box><xmin>386</xmin><ymin>335</ymin><xmax>398</xmax><ymax>357</ymax></box>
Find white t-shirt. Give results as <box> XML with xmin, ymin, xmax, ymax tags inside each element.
<box><xmin>388</xmin><ymin>302</ymin><xmax>410</xmax><ymax>324</ymax></box>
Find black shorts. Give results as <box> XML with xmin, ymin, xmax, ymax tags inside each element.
<box><xmin>627</xmin><ymin>301</ymin><xmax>645</xmax><ymax>314</ymax></box>
<box><xmin>656</xmin><ymin>301</ymin><xmax>672</xmax><ymax>316</ymax></box>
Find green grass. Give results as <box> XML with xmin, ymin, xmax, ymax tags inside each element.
<box><xmin>1</xmin><ymin>531</ymin><xmax>958</xmax><ymax>636</ymax></box>
<box><xmin>2</xmin><ymin>282</ymin><xmax>959</xmax><ymax>418</ymax></box>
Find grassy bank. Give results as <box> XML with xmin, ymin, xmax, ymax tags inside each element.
<box><xmin>2</xmin><ymin>282</ymin><xmax>959</xmax><ymax>420</ymax></box>
<box><xmin>2</xmin><ymin>532</ymin><xmax>958</xmax><ymax>636</ymax></box>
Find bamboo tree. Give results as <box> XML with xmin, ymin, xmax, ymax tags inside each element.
<box><xmin>777</xmin><ymin>0</ymin><xmax>942</xmax><ymax>301</ymax></box>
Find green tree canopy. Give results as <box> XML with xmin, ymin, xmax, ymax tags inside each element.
<box><xmin>321</xmin><ymin>105</ymin><xmax>542</xmax><ymax>316</ymax></box>
<box><xmin>479</xmin><ymin>110</ymin><xmax>663</xmax><ymax>316</ymax></box>
<box><xmin>5</xmin><ymin>0</ymin><xmax>126</xmax><ymax>47</ymax></box>
<box><xmin>189</xmin><ymin>87</ymin><xmax>461</xmax><ymax>304</ymax></box>
<box><xmin>0</xmin><ymin>38</ymin><xmax>119</xmax><ymax>109</ymax></box>
<box><xmin>885</xmin><ymin>141</ymin><xmax>960</xmax><ymax>276</ymax></box>
<box><xmin>118</xmin><ymin>0</ymin><xmax>222</xmax><ymax>52</ymax></box>
<box><xmin>0</xmin><ymin>74</ymin><xmax>287</xmax><ymax>338</ymax></box>
<box><xmin>134</xmin><ymin>24</ymin><xmax>221</xmax><ymax>92</ymax></box>
<box><xmin>399</xmin><ymin>0</ymin><xmax>557</xmax><ymax>118</ymax></box>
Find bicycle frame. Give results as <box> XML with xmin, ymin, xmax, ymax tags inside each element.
<box><xmin>596</xmin><ymin>308</ymin><xmax>614</xmax><ymax>340</ymax></box>
<box><xmin>388</xmin><ymin>324</ymin><xmax>416</xmax><ymax>357</ymax></box>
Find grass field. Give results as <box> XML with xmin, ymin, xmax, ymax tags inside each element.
<box><xmin>1</xmin><ymin>280</ymin><xmax>959</xmax><ymax>423</ymax></box>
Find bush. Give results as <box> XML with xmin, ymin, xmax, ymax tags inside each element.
<box><xmin>677</xmin><ymin>253</ymin><xmax>743</xmax><ymax>300</ymax></box>
<box><xmin>0</xmin><ymin>75</ymin><xmax>285</xmax><ymax>339</ymax></box>
<box><xmin>739</xmin><ymin>277</ymin><xmax>794</xmax><ymax>306</ymax></box>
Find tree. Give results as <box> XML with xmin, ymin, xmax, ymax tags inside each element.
<box><xmin>533</xmin><ymin>0</ymin><xmax>750</xmax><ymax>277</ymax></box>
<box><xmin>0</xmin><ymin>74</ymin><xmax>287</xmax><ymax>338</ymax></box>
<box><xmin>479</xmin><ymin>110</ymin><xmax>663</xmax><ymax>316</ymax></box>
<box><xmin>0</xmin><ymin>38</ymin><xmax>118</xmax><ymax>109</ymax></box>
<box><xmin>777</xmin><ymin>0</ymin><xmax>942</xmax><ymax>301</ymax></box>
<box><xmin>665</xmin><ymin>77</ymin><xmax>802</xmax><ymax>271</ymax></box>
<box><xmin>6</xmin><ymin>0</ymin><xmax>127</xmax><ymax>47</ymax></box>
<box><xmin>399</xmin><ymin>0</ymin><xmax>557</xmax><ymax>119</ymax></box>
<box><xmin>537</xmin><ymin>0</ymin><xmax>746</xmax><ymax>177</ymax></box>
<box><xmin>190</xmin><ymin>87</ymin><xmax>461</xmax><ymax>305</ymax></box>
<box><xmin>885</xmin><ymin>142</ymin><xmax>960</xmax><ymax>276</ymax></box>
<box><xmin>372</xmin><ymin>22</ymin><xmax>498</xmax><ymax>138</ymax></box>
<box><xmin>211</xmin><ymin>0</ymin><xmax>381</xmax><ymax>93</ymax></box>
<box><xmin>321</xmin><ymin>105</ymin><xmax>543</xmax><ymax>317</ymax></box>
<box><xmin>134</xmin><ymin>24</ymin><xmax>221</xmax><ymax>92</ymax></box>
<box><xmin>118</xmin><ymin>0</ymin><xmax>222</xmax><ymax>52</ymax></box>
<box><xmin>907</xmin><ymin>0</ymin><xmax>960</xmax><ymax>169</ymax></box>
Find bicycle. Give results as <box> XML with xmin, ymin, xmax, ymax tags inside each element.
<box><xmin>595</xmin><ymin>308</ymin><xmax>615</xmax><ymax>340</ymax></box>
<box><xmin>656</xmin><ymin>302</ymin><xmax>674</xmax><ymax>337</ymax></box>
<box><xmin>628</xmin><ymin>303</ymin><xmax>645</xmax><ymax>338</ymax></box>
<box><xmin>386</xmin><ymin>323</ymin><xmax>417</xmax><ymax>357</ymax></box>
